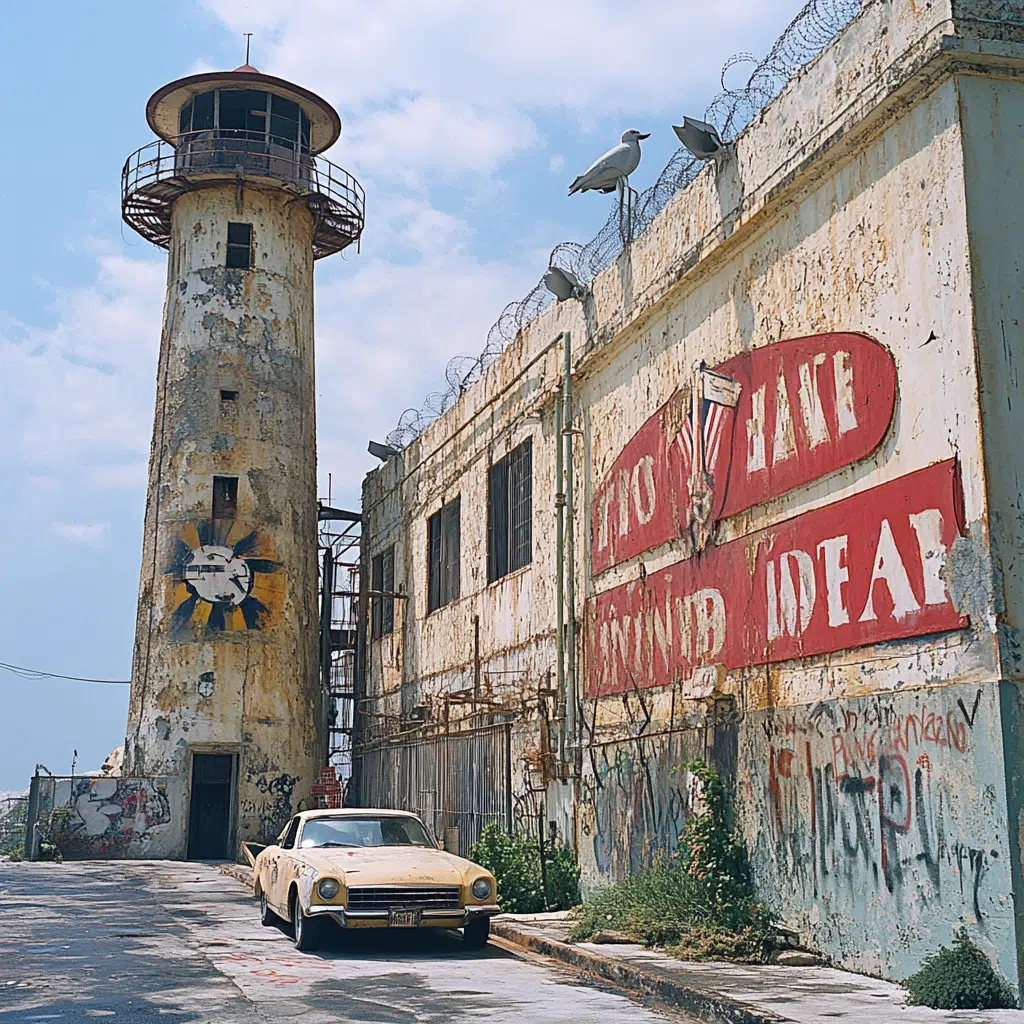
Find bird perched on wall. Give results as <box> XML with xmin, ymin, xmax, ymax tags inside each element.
<box><xmin>568</xmin><ymin>129</ymin><xmax>651</xmax><ymax>195</ymax></box>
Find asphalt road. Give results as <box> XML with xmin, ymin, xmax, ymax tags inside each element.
<box><xmin>0</xmin><ymin>860</ymin><xmax>692</xmax><ymax>1023</ymax></box>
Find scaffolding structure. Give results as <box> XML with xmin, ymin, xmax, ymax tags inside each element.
<box><xmin>317</xmin><ymin>502</ymin><xmax>362</xmax><ymax>788</ymax></box>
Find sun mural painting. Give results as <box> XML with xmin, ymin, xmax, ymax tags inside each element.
<box><xmin>166</xmin><ymin>522</ymin><xmax>282</xmax><ymax>638</ymax></box>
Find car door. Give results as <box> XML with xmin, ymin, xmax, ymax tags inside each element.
<box><xmin>267</xmin><ymin>817</ymin><xmax>300</xmax><ymax>914</ymax></box>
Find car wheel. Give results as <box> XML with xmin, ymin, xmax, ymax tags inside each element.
<box><xmin>259</xmin><ymin>889</ymin><xmax>276</xmax><ymax>927</ymax></box>
<box><xmin>292</xmin><ymin>893</ymin><xmax>321</xmax><ymax>952</ymax></box>
<box><xmin>463</xmin><ymin>917</ymin><xmax>490</xmax><ymax>950</ymax></box>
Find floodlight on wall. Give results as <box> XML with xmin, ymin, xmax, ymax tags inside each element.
<box><xmin>543</xmin><ymin>266</ymin><xmax>589</xmax><ymax>303</ymax></box>
<box><xmin>672</xmin><ymin>116</ymin><xmax>727</xmax><ymax>161</ymax></box>
<box><xmin>368</xmin><ymin>440</ymin><xmax>399</xmax><ymax>462</ymax></box>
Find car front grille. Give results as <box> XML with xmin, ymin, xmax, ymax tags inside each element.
<box><xmin>346</xmin><ymin>885</ymin><xmax>462</xmax><ymax>911</ymax></box>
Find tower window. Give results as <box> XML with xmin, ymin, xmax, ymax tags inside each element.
<box><xmin>220</xmin><ymin>389</ymin><xmax>239</xmax><ymax>402</ymax></box>
<box><xmin>212</xmin><ymin>476</ymin><xmax>238</xmax><ymax>519</ymax></box>
<box><xmin>226</xmin><ymin>223</ymin><xmax>252</xmax><ymax>269</ymax></box>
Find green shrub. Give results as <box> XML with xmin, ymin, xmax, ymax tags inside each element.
<box><xmin>905</xmin><ymin>929</ymin><xmax>1017</xmax><ymax>1010</ymax></box>
<box><xmin>471</xmin><ymin>823</ymin><xmax>580</xmax><ymax>914</ymax></box>
<box><xmin>569</xmin><ymin>761</ymin><xmax>775</xmax><ymax>961</ymax></box>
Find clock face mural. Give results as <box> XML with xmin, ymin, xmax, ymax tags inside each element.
<box><xmin>166</xmin><ymin>521</ymin><xmax>282</xmax><ymax>639</ymax></box>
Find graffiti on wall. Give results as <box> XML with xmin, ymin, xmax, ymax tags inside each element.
<box><xmin>587</xmin><ymin>460</ymin><xmax>967</xmax><ymax>697</ymax></box>
<box><xmin>582</xmin><ymin>732</ymin><xmax>702</xmax><ymax>880</ymax></box>
<box><xmin>239</xmin><ymin>760</ymin><xmax>299</xmax><ymax>843</ymax></box>
<box><xmin>748</xmin><ymin>686</ymin><xmax>1010</xmax><ymax>949</ymax></box>
<box><xmin>53</xmin><ymin>777</ymin><xmax>172</xmax><ymax>858</ymax></box>
<box><xmin>591</xmin><ymin>333</ymin><xmax>897</xmax><ymax>572</ymax></box>
<box><xmin>166</xmin><ymin>521</ymin><xmax>282</xmax><ymax>639</ymax></box>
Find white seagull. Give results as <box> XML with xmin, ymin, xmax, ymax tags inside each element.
<box><xmin>568</xmin><ymin>129</ymin><xmax>650</xmax><ymax>196</ymax></box>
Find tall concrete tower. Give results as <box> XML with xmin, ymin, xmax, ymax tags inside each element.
<box><xmin>121</xmin><ymin>64</ymin><xmax>364</xmax><ymax>858</ymax></box>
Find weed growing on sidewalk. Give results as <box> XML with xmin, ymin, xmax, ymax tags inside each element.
<box><xmin>472</xmin><ymin>824</ymin><xmax>580</xmax><ymax>914</ymax></box>
<box><xmin>570</xmin><ymin>761</ymin><xmax>775</xmax><ymax>962</ymax></box>
<box><xmin>904</xmin><ymin>929</ymin><xmax>1016</xmax><ymax>1009</ymax></box>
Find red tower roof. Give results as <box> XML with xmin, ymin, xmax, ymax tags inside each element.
<box><xmin>233</xmin><ymin>63</ymin><xmax>260</xmax><ymax>74</ymax></box>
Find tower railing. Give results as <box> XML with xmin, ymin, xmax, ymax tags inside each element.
<box><xmin>122</xmin><ymin>130</ymin><xmax>365</xmax><ymax>258</ymax></box>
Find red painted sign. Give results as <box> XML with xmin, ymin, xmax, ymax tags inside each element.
<box><xmin>586</xmin><ymin>460</ymin><xmax>966</xmax><ymax>698</ymax></box>
<box><xmin>591</xmin><ymin>333</ymin><xmax>897</xmax><ymax>574</ymax></box>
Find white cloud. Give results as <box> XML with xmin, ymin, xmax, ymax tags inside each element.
<box><xmin>0</xmin><ymin>248</ymin><xmax>162</xmax><ymax>483</ymax></box>
<box><xmin>203</xmin><ymin>0</ymin><xmax>787</xmax><ymax>179</ymax></box>
<box><xmin>52</xmin><ymin>521</ymin><xmax>110</xmax><ymax>548</ymax></box>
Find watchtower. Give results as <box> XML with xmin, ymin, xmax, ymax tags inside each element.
<box><xmin>122</xmin><ymin>63</ymin><xmax>364</xmax><ymax>857</ymax></box>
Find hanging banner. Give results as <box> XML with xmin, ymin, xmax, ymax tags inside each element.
<box><xmin>591</xmin><ymin>333</ymin><xmax>897</xmax><ymax>574</ymax></box>
<box><xmin>586</xmin><ymin>460</ymin><xmax>966</xmax><ymax>698</ymax></box>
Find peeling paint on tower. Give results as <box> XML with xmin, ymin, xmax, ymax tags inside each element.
<box><xmin>121</xmin><ymin>62</ymin><xmax>364</xmax><ymax>856</ymax></box>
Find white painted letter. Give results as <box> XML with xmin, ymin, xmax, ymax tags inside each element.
<box><xmin>833</xmin><ymin>351</ymin><xmax>857</xmax><ymax>435</ymax></box>
<box><xmin>773</xmin><ymin>371</ymin><xmax>797</xmax><ymax>465</ymax></box>
<box><xmin>616</xmin><ymin>469</ymin><xmax>630</xmax><ymax>537</ymax></box>
<box><xmin>747</xmin><ymin>384</ymin><xmax>767</xmax><ymax>473</ymax></box>
<box><xmin>766</xmin><ymin>559</ymin><xmax>781</xmax><ymax>641</ymax></box>
<box><xmin>631</xmin><ymin>455</ymin><xmax>657</xmax><ymax>526</ymax></box>
<box><xmin>779</xmin><ymin>550</ymin><xmax>816</xmax><ymax>635</ymax></box>
<box><xmin>909</xmin><ymin>508</ymin><xmax>950</xmax><ymax>606</ymax></box>
<box><xmin>817</xmin><ymin>535</ymin><xmax>851</xmax><ymax>626</ymax></box>
<box><xmin>859</xmin><ymin>519</ymin><xmax>921</xmax><ymax>621</ymax></box>
<box><xmin>693</xmin><ymin>589</ymin><xmax>726</xmax><ymax>658</ymax></box>
<box><xmin>597</xmin><ymin>489</ymin><xmax>614</xmax><ymax>552</ymax></box>
<box><xmin>798</xmin><ymin>354</ymin><xmax>830</xmax><ymax>448</ymax></box>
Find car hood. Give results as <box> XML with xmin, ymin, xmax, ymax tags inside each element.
<box><xmin>296</xmin><ymin>845</ymin><xmax>480</xmax><ymax>886</ymax></box>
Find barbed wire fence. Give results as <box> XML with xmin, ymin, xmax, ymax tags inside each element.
<box><xmin>386</xmin><ymin>0</ymin><xmax>864</xmax><ymax>450</ymax></box>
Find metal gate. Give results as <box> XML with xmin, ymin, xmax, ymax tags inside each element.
<box><xmin>357</xmin><ymin>723</ymin><xmax>511</xmax><ymax>857</ymax></box>
<box><xmin>0</xmin><ymin>793</ymin><xmax>28</xmax><ymax>856</ymax></box>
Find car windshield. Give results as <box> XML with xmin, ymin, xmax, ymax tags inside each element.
<box><xmin>299</xmin><ymin>815</ymin><xmax>435</xmax><ymax>849</ymax></box>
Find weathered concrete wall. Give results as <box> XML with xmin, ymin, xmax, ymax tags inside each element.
<box><xmin>359</xmin><ymin>0</ymin><xmax>1024</xmax><ymax>990</ymax></box>
<box><xmin>48</xmin><ymin>776</ymin><xmax>185</xmax><ymax>860</ymax></box>
<box><xmin>126</xmin><ymin>183</ymin><xmax>322</xmax><ymax>848</ymax></box>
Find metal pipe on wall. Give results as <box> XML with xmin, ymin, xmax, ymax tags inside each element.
<box><xmin>554</xmin><ymin>346</ymin><xmax>566</xmax><ymax>764</ymax></box>
<box><xmin>563</xmin><ymin>331</ymin><xmax>578</xmax><ymax>769</ymax></box>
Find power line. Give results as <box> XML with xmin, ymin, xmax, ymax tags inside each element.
<box><xmin>0</xmin><ymin>661</ymin><xmax>130</xmax><ymax>685</ymax></box>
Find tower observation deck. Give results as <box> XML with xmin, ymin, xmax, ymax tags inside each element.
<box><xmin>122</xmin><ymin>65</ymin><xmax>364</xmax><ymax>259</ymax></box>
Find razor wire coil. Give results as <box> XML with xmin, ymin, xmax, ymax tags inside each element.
<box><xmin>386</xmin><ymin>0</ymin><xmax>864</xmax><ymax>450</ymax></box>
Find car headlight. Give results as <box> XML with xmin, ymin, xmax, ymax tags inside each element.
<box><xmin>317</xmin><ymin>878</ymin><xmax>341</xmax><ymax>900</ymax></box>
<box><xmin>472</xmin><ymin>878</ymin><xmax>492</xmax><ymax>900</ymax></box>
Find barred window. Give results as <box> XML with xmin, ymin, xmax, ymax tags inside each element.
<box><xmin>371</xmin><ymin>546</ymin><xmax>395</xmax><ymax>639</ymax></box>
<box><xmin>488</xmin><ymin>438</ymin><xmax>532</xmax><ymax>582</ymax></box>
<box><xmin>427</xmin><ymin>497</ymin><xmax>461</xmax><ymax>613</ymax></box>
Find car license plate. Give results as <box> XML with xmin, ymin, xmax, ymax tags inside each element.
<box><xmin>388</xmin><ymin>908</ymin><xmax>422</xmax><ymax>928</ymax></box>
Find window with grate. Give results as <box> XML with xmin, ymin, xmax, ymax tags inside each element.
<box><xmin>371</xmin><ymin>545</ymin><xmax>395</xmax><ymax>639</ymax></box>
<box><xmin>488</xmin><ymin>437</ymin><xmax>533</xmax><ymax>582</ymax></box>
<box><xmin>226</xmin><ymin>222</ymin><xmax>252</xmax><ymax>269</ymax></box>
<box><xmin>427</xmin><ymin>497</ymin><xmax>461</xmax><ymax>613</ymax></box>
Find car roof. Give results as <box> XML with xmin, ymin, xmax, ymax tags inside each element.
<box><xmin>296</xmin><ymin>808</ymin><xmax>422</xmax><ymax>822</ymax></box>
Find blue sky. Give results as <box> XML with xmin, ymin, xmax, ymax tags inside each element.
<box><xmin>0</xmin><ymin>0</ymin><xmax>798</xmax><ymax>790</ymax></box>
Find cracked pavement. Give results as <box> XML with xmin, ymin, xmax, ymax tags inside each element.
<box><xmin>0</xmin><ymin>861</ymin><xmax>693</xmax><ymax>1022</ymax></box>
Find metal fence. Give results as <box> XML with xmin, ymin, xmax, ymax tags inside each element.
<box><xmin>357</xmin><ymin>723</ymin><xmax>512</xmax><ymax>858</ymax></box>
<box><xmin>0</xmin><ymin>794</ymin><xmax>28</xmax><ymax>856</ymax></box>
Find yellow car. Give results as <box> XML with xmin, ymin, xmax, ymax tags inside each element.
<box><xmin>246</xmin><ymin>808</ymin><xmax>500</xmax><ymax>952</ymax></box>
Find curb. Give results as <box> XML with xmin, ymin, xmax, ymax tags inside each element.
<box><xmin>490</xmin><ymin>920</ymin><xmax>794</xmax><ymax>1024</ymax></box>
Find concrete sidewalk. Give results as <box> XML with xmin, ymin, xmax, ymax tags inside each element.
<box><xmin>491</xmin><ymin>915</ymin><xmax>1024</xmax><ymax>1024</ymax></box>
